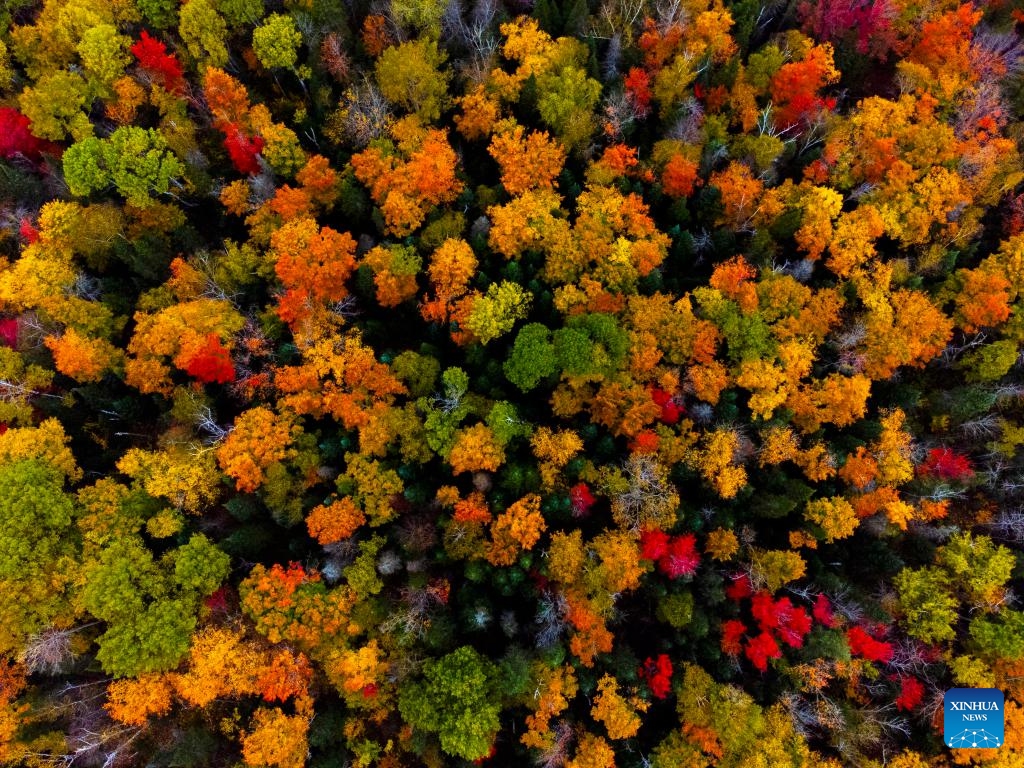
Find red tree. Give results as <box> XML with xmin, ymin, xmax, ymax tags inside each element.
<box><xmin>131</xmin><ymin>31</ymin><xmax>186</xmax><ymax>94</ymax></box>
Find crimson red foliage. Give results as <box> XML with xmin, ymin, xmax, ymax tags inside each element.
<box><xmin>0</xmin><ymin>108</ymin><xmax>60</xmax><ymax>161</ymax></box>
<box><xmin>724</xmin><ymin>573</ymin><xmax>753</xmax><ymax>601</ymax></box>
<box><xmin>895</xmin><ymin>676</ymin><xmax>925</xmax><ymax>711</ymax></box>
<box><xmin>131</xmin><ymin>31</ymin><xmax>186</xmax><ymax>94</ymax></box>
<box><xmin>19</xmin><ymin>218</ymin><xmax>39</xmax><ymax>244</ymax></box>
<box><xmin>569</xmin><ymin>482</ymin><xmax>596</xmax><ymax>517</ymax></box>
<box><xmin>658</xmin><ymin>533</ymin><xmax>700</xmax><ymax>578</ymax></box>
<box><xmin>798</xmin><ymin>0</ymin><xmax>897</xmax><ymax>60</ymax></box>
<box><xmin>812</xmin><ymin>593</ymin><xmax>837</xmax><ymax>628</ymax></box>
<box><xmin>649</xmin><ymin>385</ymin><xmax>683</xmax><ymax>424</ymax></box>
<box><xmin>846</xmin><ymin>625</ymin><xmax>894</xmax><ymax>663</ymax></box>
<box><xmin>0</xmin><ymin>319</ymin><xmax>18</xmax><ymax>348</ymax></box>
<box><xmin>750</xmin><ymin>591</ymin><xmax>780</xmax><ymax>630</ymax></box>
<box><xmin>640</xmin><ymin>529</ymin><xmax>670</xmax><ymax>562</ymax></box>
<box><xmin>203</xmin><ymin>586</ymin><xmax>230</xmax><ymax>613</ymax></box>
<box><xmin>918</xmin><ymin>447</ymin><xmax>974</xmax><ymax>482</ymax></box>
<box><xmin>624</xmin><ymin>67</ymin><xmax>652</xmax><ymax>117</ymax></box>
<box><xmin>184</xmin><ymin>333</ymin><xmax>235</xmax><ymax>384</ymax></box>
<box><xmin>745</xmin><ymin>631</ymin><xmax>781</xmax><ymax>671</ymax></box>
<box><xmin>776</xmin><ymin>605</ymin><xmax>811</xmax><ymax>649</ymax></box>
<box><xmin>222</xmin><ymin>124</ymin><xmax>265</xmax><ymax>175</ymax></box>
<box><xmin>721</xmin><ymin>619</ymin><xmax>746</xmax><ymax>655</ymax></box>
<box><xmin>639</xmin><ymin>654</ymin><xmax>673</xmax><ymax>699</ymax></box>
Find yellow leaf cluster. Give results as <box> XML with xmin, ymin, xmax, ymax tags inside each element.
<box><xmin>591</xmin><ymin>674</ymin><xmax>647</xmax><ymax>740</ymax></box>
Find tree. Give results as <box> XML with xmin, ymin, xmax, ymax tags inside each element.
<box><xmin>351</xmin><ymin>125</ymin><xmax>463</xmax><ymax>236</ymax></box>
<box><xmin>804</xmin><ymin>497</ymin><xmax>858</xmax><ymax>543</ymax></box>
<box><xmin>271</xmin><ymin>217</ymin><xmax>357</xmax><ymax>324</ymax></box>
<box><xmin>241</xmin><ymin>706</ymin><xmax>310</xmax><ymax>768</ymax></box>
<box><xmin>81</xmin><ymin>534</ymin><xmax>229</xmax><ymax>677</ymax></box>
<box><xmin>398</xmin><ymin>646</ymin><xmax>501</xmax><ymax>761</ymax></box>
<box><xmin>77</xmin><ymin>23</ymin><xmax>131</xmax><ymax>88</ymax></box>
<box><xmin>131</xmin><ymin>31</ymin><xmax>185</xmax><ymax>94</ymax></box>
<box><xmin>178</xmin><ymin>0</ymin><xmax>229</xmax><ymax>68</ymax></box>
<box><xmin>0</xmin><ymin>461</ymin><xmax>78</xmax><ymax>655</ymax></box>
<box><xmin>253</xmin><ymin>14</ymin><xmax>302</xmax><ymax>70</ymax></box>
<box><xmin>17</xmin><ymin>71</ymin><xmax>92</xmax><ymax>141</ymax></box>
<box><xmin>217</xmin><ymin>407</ymin><xmax>299</xmax><ymax>493</ymax></box>
<box><xmin>488</xmin><ymin>125</ymin><xmax>566</xmax><ymax>196</ymax></box>
<box><xmin>461</xmin><ymin>281</ymin><xmax>532</xmax><ymax>345</ymax></box>
<box><xmin>487</xmin><ymin>493</ymin><xmax>546</xmax><ymax>565</ymax></box>
<box><xmin>64</xmin><ymin>127</ymin><xmax>184</xmax><ymax>208</ymax></box>
<box><xmin>591</xmin><ymin>674</ymin><xmax>647</xmax><ymax>739</ymax></box>
<box><xmin>375</xmin><ymin>39</ymin><xmax>450</xmax><ymax>123</ymax></box>
<box><xmin>505</xmin><ymin>324</ymin><xmax>558</xmax><ymax>391</ymax></box>
<box><xmin>894</xmin><ymin>566</ymin><xmax>958</xmax><ymax>645</ymax></box>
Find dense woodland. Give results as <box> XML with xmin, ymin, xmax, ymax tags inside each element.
<box><xmin>1</xmin><ymin>0</ymin><xmax>1024</xmax><ymax>765</ymax></box>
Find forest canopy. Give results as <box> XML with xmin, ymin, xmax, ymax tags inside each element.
<box><xmin>1</xmin><ymin>0</ymin><xmax>1024</xmax><ymax>766</ymax></box>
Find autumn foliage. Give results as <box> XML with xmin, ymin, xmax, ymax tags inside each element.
<box><xmin>1</xmin><ymin>1</ymin><xmax>1023</xmax><ymax>766</ymax></box>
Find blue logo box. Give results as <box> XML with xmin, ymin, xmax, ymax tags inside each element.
<box><xmin>944</xmin><ymin>688</ymin><xmax>1004</xmax><ymax>749</ymax></box>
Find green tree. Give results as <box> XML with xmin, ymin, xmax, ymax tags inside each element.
<box><xmin>76</xmin><ymin>23</ymin><xmax>131</xmax><ymax>88</ymax></box>
<box><xmin>0</xmin><ymin>460</ymin><xmax>79</xmax><ymax>655</ymax></box>
<box><xmin>136</xmin><ymin>0</ymin><xmax>177</xmax><ymax>27</ymax></box>
<box><xmin>17</xmin><ymin>71</ymin><xmax>92</xmax><ymax>141</ymax></box>
<box><xmin>64</xmin><ymin>127</ymin><xmax>184</xmax><ymax>208</ymax></box>
<box><xmin>969</xmin><ymin>610</ymin><xmax>1024</xmax><ymax>661</ymax></box>
<box><xmin>81</xmin><ymin>533</ymin><xmax>229</xmax><ymax>677</ymax></box>
<box><xmin>959</xmin><ymin>340</ymin><xmax>1019</xmax><ymax>383</ymax></box>
<box><xmin>253</xmin><ymin>13</ymin><xmax>302</xmax><ymax>70</ymax></box>
<box><xmin>375</xmin><ymin>39</ymin><xmax>450</xmax><ymax>123</ymax></box>
<box><xmin>179</xmin><ymin>0</ymin><xmax>229</xmax><ymax>68</ymax></box>
<box><xmin>505</xmin><ymin>324</ymin><xmax>557</xmax><ymax>391</ymax></box>
<box><xmin>464</xmin><ymin>281</ymin><xmax>532</xmax><ymax>344</ymax></box>
<box><xmin>894</xmin><ymin>566</ymin><xmax>959</xmax><ymax>644</ymax></box>
<box><xmin>398</xmin><ymin>645</ymin><xmax>502</xmax><ymax>761</ymax></box>
<box><xmin>537</xmin><ymin>66</ymin><xmax>601</xmax><ymax>150</ymax></box>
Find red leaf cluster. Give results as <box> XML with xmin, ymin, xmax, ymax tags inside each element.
<box><xmin>184</xmin><ymin>333</ymin><xmax>235</xmax><ymax>384</ymax></box>
<box><xmin>799</xmin><ymin>0</ymin><xmax>897</xmax><ymax>60</ymax></box>
<box><xmin>0</xmin><ymin>318</ymin><xmax>18</xmax><ymax>348</ymax></box>
<box><xmin>918</xmin><ymin>447</ymin><xmax>973</xmax><ymax>482</ymax></box>
<box><xmin>745</xmin><ymin>631</ymin><xmax>782</xmax><ymax>671</ymax></box>
<box><xmin>649</xmin><ymin>385</ymin><xmax>683</xmax><ymax>424</ymax></box>
<box><xmin>812</xmin><ymin>593</ymin><xmax>837</xmax><ymax>628</ymax></box>
<box><xmin>846</xmin><ymin>625</ymin><xmax>894</xmax><ymax>663</ymax></box>
<box><xmin>131</xmin><ymin>31</ymin><xmax>185</xmax><ymax>94</ymax></box>
<box><xmin>639</xmin><ymin>654</ymin><xmax>673</xmax><ymax>699</ymax></box>
<box><xmin>19</xmin><ymin>218</ymin><xmax>39</xmax><ymax>243</ymax></box>
<box><xmin>640</xmin><ymin>530</ymin><xmax>700</xmax><ymax>578</ymax></box>
<box><xmin>0</xmin><ymin>108</ymin><xmax>60</xmax><ymax>162</ymax></box>
<box><xmin>721</xmin><ymin>584</ymin><xmax>822</xmax><ymax>670</ymax></box>
<box><xmin>222</xmin><ymin>124</ymin><xmax>265</xmax><ymax>175</ymax></box>
<box><xmin>894</xmin><ymin>675</ymin><xmax>925</xmax><ymax>711</ymax></box>
<box><xmin>624</xmin><ymin>68</ymin><xmax>652</xmax><ymax>117</ymax></box>
<box><xmin>569</xmin><ymin>482</ymin><xmax>596</xmax><ymax>517</ymax></box>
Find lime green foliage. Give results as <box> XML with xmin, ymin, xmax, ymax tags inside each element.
<box><xmin>537</xmin><ymin>66</ymin><xmax>601</xmax><ymax>150</ymax></box>
<box><xmin>17</xmin><ymin>71</ymin><xmax>92</xmax><ymax>141</ymax></box>
<box><xmin>960</xmin><ymin>339</ymin><xmax>1019</xmax><ymax>382</ymax></box>
<box><xmin>398</xmin><ymin>645</ymin><xmax>502</xmax><ymax>760</ymax></box>
<box><xmin>64</xmin><ymin>127</ymin><xmax>184</xmax><ymax>207</ymax></box>
<box><xmin>465</xmin><ymin>281</ymin><xmax>532</xmax><ymax>344</ymax></box>
<box><xmin>81</xmin><ymin>534</ymin><xmax>229</xmax><ymax>677</ymax></box>
<box><xmin>894</xmin><ymin>566</ymin><xmax>959</xmax><ymax>644</ymax></box>
<box><xmin>0</xmin><ymin>460</ymin><xmax>79</xmax><ymax>654</ymax></box>
<box><xmin>505</xmin><ymin>324</ymin><xmax>558</xmax><ymax>391</ymax></box>
<box><xmin>253</xmin><ymin>13</ymin><xmax>302</xmax><ymax>70</ymax></box>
